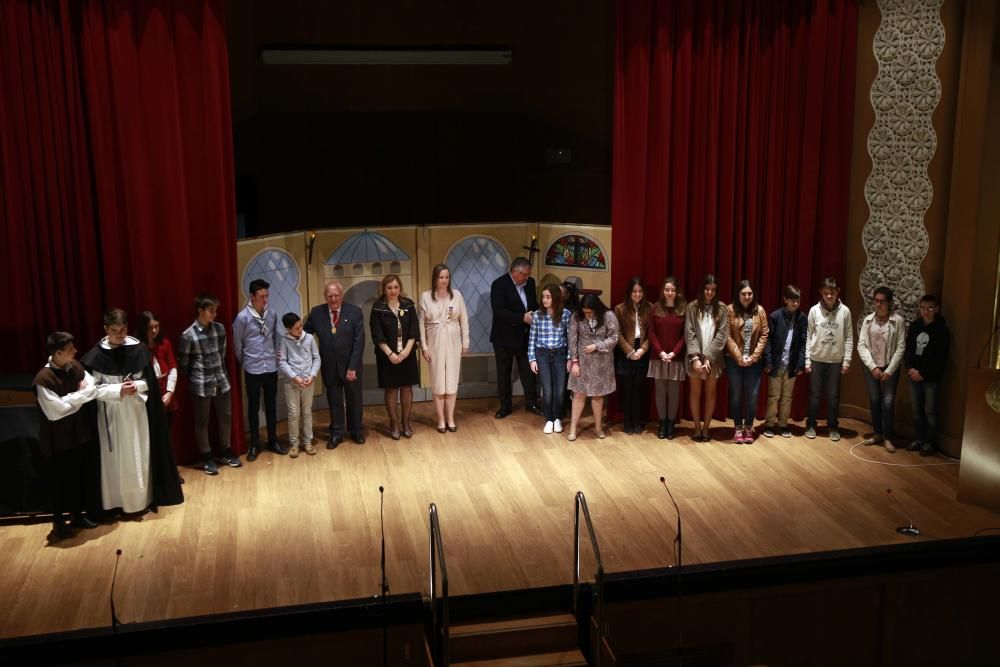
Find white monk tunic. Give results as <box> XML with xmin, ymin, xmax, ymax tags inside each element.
<box><xmin>92</xmin><ymin>336</ymin><xmax>152</xmax><ymax>513</ymax></box>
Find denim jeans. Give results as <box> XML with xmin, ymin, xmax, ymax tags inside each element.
<box><xmin>863</xmin><ymin>367</ymin><xmax>900</xmax><ymax>439</ymax></box>
<box><xmin>807</xmin><ymin>361</ymin><xmax>842</xmax><ymax>429</ymax></box>
<box><xmin>495</xmin><ymin>343</ymin><xmax>537</xmax><ymax>411</ymax></box>
<box><xmin>910</xmin><ymin>380</ymin><xmax>939</xmax><ymax>444</ymax></box>
<box><xmin>725</xmin><ymin>358</ymin><xmax>763</xmax><ymax>427</ymax></box>
<box><xmin>535</xmin><ymin>347</ymin><xmax>567</xmax><ymax>422</ymax></box>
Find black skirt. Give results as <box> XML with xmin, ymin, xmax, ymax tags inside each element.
<box><xmin>370</xmin><ymin>297</ymin><xmax>421</xmax><ymax>389</ymax></box>
<box><xmin>375</xmin><ymin>351</ymin><xmax>420</xmax><ymax>388</ymax></box>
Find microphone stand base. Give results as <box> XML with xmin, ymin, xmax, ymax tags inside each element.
<box><xmin>896</xmin><ymin>525</ymin><xmax>921</xmax><ymax>537</ymax></box>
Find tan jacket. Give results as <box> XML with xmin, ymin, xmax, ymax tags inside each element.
<box><xmin>725</xmin><ymin>304</ymin><xmax>769</xmax><ymax>364</ymax></box>
<box><xmin>684</xmin><ymin>301</ymin><xmax>729</xmax><ymax>364</ymax></box>
<box><xmin>614</xmin><ymin>302</ymin><xmax>650</xmax><ymax>355</ymax></box>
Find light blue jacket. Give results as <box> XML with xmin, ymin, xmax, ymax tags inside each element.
<box><xmin>278</xmin><ymin>333</ymin><xmax>321</xmax><ymax>380</ymax></box>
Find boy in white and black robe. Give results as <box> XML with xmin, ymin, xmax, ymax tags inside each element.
<box><xmin>81</xmin><ymin>327</ymin><xmax>183</xmax><ymax>514</ymax></box>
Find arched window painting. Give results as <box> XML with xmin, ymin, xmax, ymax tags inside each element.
<box><xmin>242</xmin><ymin>249</ymin><xmax>301</xmax><ymax>331</ymax></box>
<box><xmin>446</xmin><ymin>236</ymin><xmax>510</xmax><ymax>354</ymax></box>
<box><xmin>545</xmin><ymin>234</ymin><xmax>606</xmax><ymax>269</ymax></box>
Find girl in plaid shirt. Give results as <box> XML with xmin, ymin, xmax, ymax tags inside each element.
<box><xmin>528</xmin><ymin>283</ymin><xmax>572</xmax><ymax>434</ymax></box>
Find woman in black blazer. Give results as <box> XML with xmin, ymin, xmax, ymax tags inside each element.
<box><xmin>370</xmin><ymin>274</ymin><xmax>420</xmax><ymax>439</ymax></box>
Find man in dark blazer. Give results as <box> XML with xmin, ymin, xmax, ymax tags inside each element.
<box><xmin>305</xmin><ymin>281</ymin><xmax>366</xmax><ymax>446</ymax></box>
<box><xmin>490</xmin><ymin>256</ymin><xmax>541</xmax><ymax>418</ymax></box>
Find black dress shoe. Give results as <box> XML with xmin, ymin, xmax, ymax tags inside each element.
<box><xmin>71</xmin><ymin>514</ymin><xmax>99</xmax><ymax>529</ymax></box>
<box><xmin>525</xmin><ymin>402</ymin><xmax>544</xmax><ymax>415</ymax></box>
<box><xmin>268</xmin><ymin>442</ymin><xmax>289</xmax><ymax>455</ymax></box>
<box><xmin>495</xmin><ymin>408</ymin><xmax>512</xmax><ymax>419</ymax></box>
<box><xmin>247</xmin><ymin>446</ymin><xmax>260</xmax><ymax>462</ymax></box>
<box><xmin>49</xmin><ymin>522</ymin><xmax>74</xmax><ymax>541</ymax></box>
<box><xmin>327</xmin><ymin>436</ymin><xmax>343</xmax><ymax>449</ymax></box>
<box><xmin>352</xmin><ymin>434</ymin><xmax>366</xmax><ymax>445</ymax></box>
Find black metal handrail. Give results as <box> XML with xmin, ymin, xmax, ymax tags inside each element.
<box><xmin>573</xmin><ymin>491</ymin><xmax>605</xmax><ymax>667</ymax></box>
<box><xmin>429</xmin><ymin>503</ymin><xmax>449</xmax><ymax>666</ymax></box>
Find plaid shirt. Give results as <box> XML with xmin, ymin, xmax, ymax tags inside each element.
<box><xmin>528</xmin><ymin>308</ymin><xmax>571</xmax><ymax>362</ymax></box>
<box><xmin>178</xmin><ymin>320</ymin><xmax>231</xmax><ymax>397</ymax></box>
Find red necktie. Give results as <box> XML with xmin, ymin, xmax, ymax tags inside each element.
<box><xmin>332</xmin><ymin>310</ymin><xmax>340</xmax><ymax>327</ymax></box>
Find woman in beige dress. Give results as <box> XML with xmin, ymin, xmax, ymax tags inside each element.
<box><xmin>419</xmin><ymin>264</ymin><xmax>470</xmax><ymax>432</ymax></box>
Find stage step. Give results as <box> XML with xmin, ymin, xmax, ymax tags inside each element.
<box><xmin>450</xmin><ymin>613</ymin><xmax>581</xmax><ymax>664</ymax></box>
<box><xmin>451</xmin><ymin>649</ymin><xmax>588</xmax><ymax>666</ymax></box>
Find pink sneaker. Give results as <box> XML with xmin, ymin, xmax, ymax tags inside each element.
<box><xmin>744</xmin><ymin>428</ymin><xmax>755</xmax><ymax>444</ymax></box>
<box><xmin>734</xmin><ymin>428</ymin><xmax>744</xmax><ymax>444</ymax></box>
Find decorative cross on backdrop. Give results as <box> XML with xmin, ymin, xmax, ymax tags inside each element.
<box><xmin>522</xmin><ymin>234</ymin><xmax>539</xmax><ymax>267</ymax></box>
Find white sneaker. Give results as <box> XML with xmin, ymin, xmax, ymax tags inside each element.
<box><xmin>553</xmin><ymin>419</ymin><xmax>563</xmax><ymax>433</ymax></box>
<box><xmin>543</xmin><ymin>421</ymin><xmax>554</xmax><ymax>434</ymax></box>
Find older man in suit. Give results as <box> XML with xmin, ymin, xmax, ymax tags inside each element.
<box><xmin>305</xmin><ymin>281</ymin><xmax>366</xmax><ymax>446</ymax></box>
<box><xmin>490</xmin><ymin>256</ymin><xmax>541</xmax><ymax>418</ymax></box>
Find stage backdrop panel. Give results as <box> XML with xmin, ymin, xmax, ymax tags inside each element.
<box><xmin>237</xmin><ymin>223</ymin><xmax>612</xmax><ymax>406</ymax></box>
<box><xmin>236</xmin><ymin>232</ymin><xmax>311</xmax><ymax>425</ymax></box>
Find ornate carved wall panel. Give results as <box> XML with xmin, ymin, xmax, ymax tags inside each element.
<box><xmin>861</xmin><ymin>0</ymin><xmax>945</xmax><ymax>321</ymax></box>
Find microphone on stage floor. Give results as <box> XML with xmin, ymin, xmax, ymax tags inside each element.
<box><xmin>110</xmin><ymin>549</ymin><xmax>123</xmax><ymax>632</ymax></box>
<box><xmin>378</xmin><ymin>486</ymin><xmax>389</xmax><ymax>667</ymax></box>
<box><xmin>660</xmin><ymin>476</ymin><xmax>685</xmax><ymax>663</ymax></box>
<box><xmin>378</xmin><ymin>486</ymin><xmax>389</xmax><ymax>598</ymax></box>
<box><xmin>886</xmin><ymin>488</ymin><xmax>921</xmax><ymax>537</ymax></box>
<box><xmin>659</xmin><ymin>477</ymin><xmax>682</xmax><ymax>556</ymax></box>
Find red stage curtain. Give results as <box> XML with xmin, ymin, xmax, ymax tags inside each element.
<box><xmin>0</xmin><ymin>0</ymin><xmax>243</xmax><ymax>460</ymax></box>
<box><xmin>612</xmin><ymin>0</ymin><xmax>858</xmax><ymax>421</ymax></box>
<box><xmin>0</xmin><ymin>1</ymin><xmax>105</xmax><ymax>362</ymax></box>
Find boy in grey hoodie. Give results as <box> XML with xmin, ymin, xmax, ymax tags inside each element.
<box><xmin>278</xmin><ymin>312</ymin><xmax>322</xmax><ymax>456</ymax></box>
<box><xmin>805</xmin><ymin>278</ymin><xmax>854</xmax><ymax>441</ymax></box>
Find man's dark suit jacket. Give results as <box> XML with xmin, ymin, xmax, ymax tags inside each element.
<box><xmin>490</xmin><ymin>273</ymin><xmax>538</xmax><ymax>349</ymax></box>
<box><xmin>305</xmin><ymin>302</ymin><xmax>365</xmax><ymax>379</ymax></box>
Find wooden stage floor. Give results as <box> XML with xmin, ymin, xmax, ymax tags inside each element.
<box><xmin>2</xmin><ymin>398</ymin><xmax>999</xmax><ymax>640</ymax></box>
